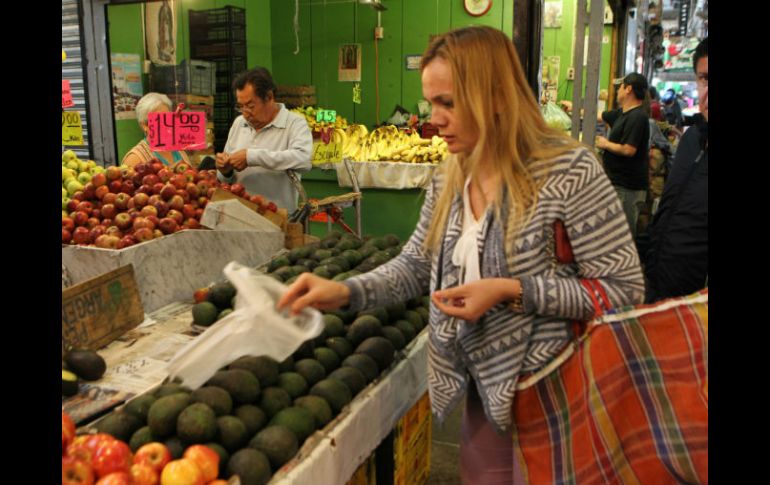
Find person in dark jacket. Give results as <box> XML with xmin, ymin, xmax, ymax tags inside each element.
<box><xmin>643</xmin><ymin>37</ymin><xmax>708</xmax><ymax>303</ymax></box>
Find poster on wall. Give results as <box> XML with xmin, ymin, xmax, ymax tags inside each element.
<box><xmin>544</xmin><ymin>0</ymin><xmax>563</xmax><ymax>28</ymax></box>
<box><xmin>339</xmin><ymin>44</ymin><xmax>362</xmax><ymax>82</ymax></box>
<box><xmin>542</xmin><ymin>56</ymin><xmax>560</xmax><ymax>102</ymax></box>
<box><xmin>111</xmin><ymin>53</ymin><xmax>143</xmax><ymax>120</ymax></box>
<box><xmin>145</xmin><ymin>0</ymin><xmax>177</xmax><ymax>65</ymax></box>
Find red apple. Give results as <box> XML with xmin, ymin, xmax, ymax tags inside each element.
<box><xmin>109</xmin><ymin>180</ymin><xmax>123</xmax><ymax>193</ymax></box>
<box><xmin>182</xmin><ymin>445</ymin><xmax>218</xmax><ymax>482</ymax></box>
<box><xmin>105</xmin><ymin>226</ymin><xmax>123</xmax><ymax>238</ymax></box>
<box><xmin>189</xmin><ymin>200</ymin><xmax>199</xmax><ymax>210</ymax></box>
<box><xmin>129</xmin><ymin>210</ymin><xmax>140</xmax><ymax>220</ymax></box>
<box><xmin>114</xmin><ymin>213</ymin><xmax>132</xmax><ymax>230</ymax></box>
<box><xmin>129</xmin><ymin>463</ymin><xmax>158</xmax><ymax>485</ymax></box>
<box><xmin>175</xmin><ymin>162</ymin><xmax>191</xmax><ymax>174</ymax></box>
<box><xmin>86</xmin><ymin>217</ymin><xmax>101</xmax><ymax>229</ymax></box>
<box><xmin>117</xmin><ymin>235</ymin><xmax>137</xmax><ymax>249</ymax></box>
<box><xmin>62</xmin><ymin>455</ymin><xmax>95</xmax><ymax>485</ymax></box>
<box><xmin>169</xmin><ymin>174</ymin><xmax>186</xmax><ymax>190</ymax></box>
<box><xmin>194</xmin><ymin>208</ymin><xmax>204</xmax><ymax>219</ymax></box>
<box><xmin>102</xmin><ymin>192</ymin><xmax>118</xmax><ymax>205</ymax></box>
<box><xmin>267</xmin><ymin>202</ymin><xmax>278</xmax><ymax>212</ymax></box>
<box><xmin>183</xmin><ymin>169</ymin><xmax>196</xmax><ymax>183</ymax></box>
<box><xmin>149</xmin><ymin>161</ymin><xmax>164</xmax><ymax>174</ymax></box>
<box><xmin>185</xmin><ymin>183</ymin><xmax>200</xmax><ymax>198</ymax></box>
<box><xmin>122</xmin><ymin>180</ymin><xmax>135</xmax><ymax>195</ymax></box>
<box><xmin>208</xmin><ymin>481</ymin><xmax>228</xmax><ymax>485</ymax></box>
<box><xmin>169</xmin><ymin>195</ymin><xmax>184</xmax><ymax>211</ymax></box>
<box><xmin>159</xmin><ymin>459</ymin><xmax>204</xmax><ymax>485</ymax></box>
<box><xmin>67</xmin><ymin>199</ymin><xmax>80</xmax><ymax>212</ymax></box>
<box><xmin>166</xmin><ymin>210</ymin><xmax>183</xmax><ymax>225</ymax></box>
<box><xmin>230</xmin><ymin>183</ymin><xmax>245</xmax><ymax>197</ymax></box>
<box><xmin>133</xmin><ymin>192</ymin><xmax>150</xmax><ymax>208</ymax></box>
<box><xmin>177</xmin><ymin>190</ymin><xmax>191</xmax><ymax>203</ymax></box>
<box><xmin>92</xmin><ymin>172</ymin><xmax>107</xmax><ymax>188</ymax></box>
<box><xmin>152</xmin><ymin>229</ymin><xmax>164</xmax><ymax>239</ymax></box>
<box><xmin>184</xmin><ymin>218</ymin><xmax>201</xmax><ymax>229</ymax></box>
<box><xmin>72</xmin><ymin>190</ymin><xmax>85</xmax><ymax>201</ymax></box>
<box><xmin>134</xmin><ymin>227</ymin><xmax>154</xmax><ymax>242</ymax></box>
<box><xmin>62</xmin><ymin>411</ymin><xmax>76</xmax><ymax>453</ymax></box>
<box><xmin>207</xmin><ymin>188</ymin><xmax>216</xmax><ymax>198</ymax></box>
<box><xmin>62</xmin><ymin>228</ymin><xmax>72</xmax><ymax>244</ymax></box>
<box><xmin>73</xmin><ymin>211</ymin><xmax>89</xmax><ymax>227</ymax></box>
<box><xmin>152</xmin><ymin>200</ymin><xmax>169</xmax><ymax>218</ymax></box>
<box><xmin>250</xmin><ymin>194</ymin><xmax>265</xmax><ymax>206</ymax></box>
<box><xmin>82</xmin><ymin>433</ymin><xmax>116</xmax><ymax>458</ymax></box>
<box><xmin>182</xmin><ymin>204</ymin><xmax>196</xmax><ymax>220</ymax></box>
<box><xmin>76</xmin><ymin>201</ymin><xmax>94</xmax><ymax>213</ymax></box>
<box><xmin>101</xmin><ymin>218</ymin><xmax>113</xmax><ymax>227</ymax></box>
<box><xmin>134</xmin><ymin>443</ymin><xmax>172</xmax><ymax>474</ymax></box>
<box><xmin>95</xmin><ymin>235</ymin><xmax>120</xmax><ymax>249</ymax></box>
<box><xmin>105</xmin><ymin>166</ymin><xmax>122</xmax><ymax>181</ymax></box>
<box><xmin>83</xmin><ymin>183</ymin><xmax>96</xmax><ymax>200</ymax></box>
<box><xmin>95</xmin><ymin>185</ymin><xmax>110</xmax><ymax>200</ymax></box>
<box><xmin>148</xmin><ymin>194</ymin><xmax>162</xmax><ymax>206</ymax></box>
<box><xmin>92</xmin><ymin>439</ymin><xmax>132</xmax><ymax>478</ymax></box>
<box><xmin>114</xmin><ymin>193</ymin><xmax>130</xmax><ymax>210</ymax></box>
<box><xmin>134</xmin><ymin>163</ymin><xmax>149</xmax><ymax>177</ymax></box>
<box><xmin>160</xmin><ymin>184</ymin><xmax>176</xmax><ymax>201</ymax></box>
<box><xmin>141</xmin><ymin>205</ymin><xmax>158</xmax><ymax>218</ymax></box>
<box><xmin>100</xmin><ymin>204</ymin><xmax>117</xmax><ymax>219</ymax></box>
<box><xmin>90</xmin><ymin>226</ymin><xmax>106</xmax><ymax>241</ymax></box>
<box><xmin>197</xmin><ymin>197</ymin><xmax>208</xmax><ymax>208</ymax></box>
<box><xmin>158</xmin><ymin>218</ymin><xmax>178</xmax><ymax>235</ymax></box>
<box><xmin>62</xmin><ymin>217</ymin><xmax>75</xmax><ymax>232</ymax></box>
<box><xmin>127</xmin><ymin>198</ymin><xmax>136</xmax><ymax>211</ymax></box>
<box><xmin>147</xmin><ymin>216</ymin><xmax>160</xmax><ymax>228</ymax></box>
<box><xmin>196</xmin><ymin>180</ymin><xmax>210</xmax><ymax>193</ymax></box>
<box><xmin>157</xmin><ymin>168</ymin><xmax>172</xmax><ymax>183</ymax></box>
<box><xmin>90</xmin><ymin>209</ymin><xmax>102</xmax><ymax>219</ymax></box>
<box><xmin>153</xmin><ymin>182</ymin><xmax>165</xmax><ymax>195</ymax></box>
<box><xmin>67</xmin><ymin>436</ymin><xmax>95</xmax><ymax>463</ymax></box>
<box><xmin>133</xmin><ymin>217</ymin><xmax>155</xmax><ymax>232</ymax></box>
<box><xmin>95</xmin><ymin>472</ymin><xmax>131</xmax><ymax>485</ymax></box>
<box><xmin>193</xmin><ymin>288</ymin><xmax>209</xmax><ymax>303</ymax></box>
<box><xmin>137</xmin><ymin>184</ymin><xmax>153</xmax><ymax>195</ymax></box>
<box><xmin>142</xmin><ymin>174</ymin><xmax>160</xmax><ymax>187</ymax></box>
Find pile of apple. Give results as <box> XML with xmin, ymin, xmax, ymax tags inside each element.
<box><xmin>63</xmin><ymin>411</ymin><xmax>225</xmax><ymax>485</ymax></box>
<box><xmin>61</xmin><ymin>150</ymin><xmax>278</xmax><ymax>249</ymax></box>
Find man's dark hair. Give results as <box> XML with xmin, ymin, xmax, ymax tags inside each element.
<box><xmin>233</xmin><ymin>67</ymin><xmax>277</xmax><ymax>101</ymax></box>
<box><xmin>649</xmin><ymin>86</ymin><xmax>659</xmax><ymax>101</ymax></box>
<box><xmin>693</xmin><ymin>37</ymin><xmax>708</xmax><ymax>72</ymax></box>
<box><xmin>622</xmin><ymin>72</ymin><xmax>648</xmax><ymax>101</ymax></box>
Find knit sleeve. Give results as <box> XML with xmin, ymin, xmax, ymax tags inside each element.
<box><xmin>519</xmin><ymin>149</ymin><xmax>646</xmax><ymax>319</ymax></box>
<box><xmin>341</xmin><ymin>175</ymin><xmax>438</xmax><ymax>312</ymax></box>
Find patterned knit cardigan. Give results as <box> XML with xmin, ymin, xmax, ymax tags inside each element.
<box><xmin>342</xmin><ymin>147</ymin><xmax>645</xmax><ymax>432</ymax></box>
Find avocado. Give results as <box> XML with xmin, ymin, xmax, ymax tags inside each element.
<box><xmin>407</xmin><ymin>296</ymin><xmax>423</xmax><ymax>308</ymax></box>
<box><xmin>176</xmin><ymin>403</ymin><xmax>217</xmax><ymax>444</ymax></box>
<box><xmin>296</xmin><ymin>258</ymin><xmax>319</xmax><ymax>271</ymax></box>
<box><xmin>322</xmin><ymin>314</ymin><xmax>345</xmax><ymax>338</ymax></box>
<box><xmin>267</xmin><ymin>255</ymin><xmax>291</xmax><ymax>272</ymax></box>
<box><xmin>190</xmin><ymin>386</ymin><xmax>233</xmax><ymax>417</ymax></box>
<box><xmin>216</xmin><ymin>415</ymin><xmax>250</xmax><ymax>452</ymax></box>
<box><xmin>95</xmin><ymin>411</ymin><xmax>143</xmax><ymax>442</ymax></box>
<box><xmin>404</xmin><ymin>310</ymin><xmax>426</xmax><ymax>332</ymax></box>
<box><xmin>385</xmin><ymin>302</ymin><xmax>407</xmax><ymax>321</ymax></box>
<box><xmin>328</xmin><ymin>366</ymin><xmax>367</xmax><ymax>396</ymax></box>
<box><xmin>62</xmin><ymin>369</ymin><xmax>79</xmax><ymax>397</ymax></box>
<box><xmin>358</xmin><ymin>245</ymin><xmax>379</xmax><ymax>259</ymax></box>
<box><xmin>274</xmin><ymin>266</ymin><xmax>296</xmax><ymax>281</ymax></box>
<box><xmin>422</xmin><ymin>295</ymin><xmax>431</xmax><ymax>308</ymax></box>
<box><xmin>320</xmin><ymin>238</ymin><xmax>338</xmax><ymax>249</ymax></box>
<box><xmin>328</xmin><ymin>309</ymin><xmax>356</xmax><ymax>324</ymax></box>
<box><xmin>277</xmin><ymin>372</ymin><xmax>309</xmax><ymax>399</ymax></box>
<box><xmin>310</xmin><ymin>378</ymin><xmax>353</xmax><ymax>414</ymax></box>
<box><xmin>217</xmin><ymin>308</ymin><xmax>233</xmax><ymax>320</ymax></box>
<box><xmin>164</xmin><ymin>436</ymin><xmax>185</xmax><ymax>459</ymax></box>
<box><xmin>415</xmin><ymin>307</ymin><xmax>430</xmax><ymax>328</ymax></box>
<box><xmin>319</xmin><ymin>256</ymin><xmax>350</xmax><ymax>272</ymax></box>
<box><xmin>192</xmin><ymin>301</ymin><xmax>219</xmax><ymax>326</ymax></box>
<box><xmin>325</xmin><ymin>337</ymin><xmax>353</xmax><ymax>360</ymax></box>
<box><xmin>356</xmin><ymin>337</ymin><xmax>396</xmax><ymax>371</ymax></box>
<box><xmin>357</xmin><ymin>307</ymin><xmax>388</xmax><ymax>325</ymax></box>
<box><xmin>381</xmin><ymin>326</ymin><xmax>407</xmax><ymax>351</ymax></box>
<box><xmin>287</xmin><ymin>246</ymin><xmax>311</xmax><ymax>263</ymax></box>
<box><xmin>394</xmin><ymin>320</ymin><xmax>417</xmax><ymax>343</ymax></box>
<box><xmin>331</xmin><ymin>272</ymin><xmax>349</xmax><ymax>282</ymax></box>
<box><xmin>342</xmin><ymin>353</ymin><xmax>380</xmax><ymax>383</ymax></box>
<box><xmin>249</xmin><ymin>425</ymin><xmax>299</xmax><ymax>470</ymax></box>
<box><xmin>346</xmin><ymin>315</ymin><xmax>383</xmax><ymax>347</ymax></box>
<box><xmin>228</xmin><ymin>355</ymin><xmax>280</xmax><ymax>388</ymax></box>
<box><xmin>384</xmin><ymin>246</ymin><xmax>401</xmax><ymax>258</ymax></box>
<box><xmin>129</xmin><ymin>426</ymin><xmax>155</xmax><ymax>452</ymax></box>
<box><xmin>227</xmin><ymin>448</ymin><xmax>272</xmax><ymax>485</ymax></box>
<box><xmin>259</xmin><ymin>387</ymin><xmax>292</xmax><ymax>418</ymax></box>
<box><xmin>313</xmin><ymin>347</ymin><xmax>341</xmax><ymax>373</ymax></box>
<box><xmin>64</xmin><ymin>349</ymin><xmax>106</xmax><ymax>381</ymax></box>
<box><xmin>365</xmin><ymin>237</ymin><xmax>389</xmax><ymax>250</ymax></box>
<box><xmin>383</xmin><ymin>234</ymin><xmax>401</xmax><ymax>247</ymax></box>
<box><xmin>148</xmin><ymin>393</ymin><xmax>191</xmax><ymax>438</ymax></box>
<box><xmin>290</xmin><ymin>265</ymin><xmax>310</xmax><ymax>275</ymax></box>
<box><xmin>294</xmin><ymin>395</ymin><xmax>333</xmax><ymax>429</ymax></box>
<box><xmin>313</xmin><ymin>326</ymin><xmax>329</xmax><ymax>347</ymax></box>
<box><xmin>206</xmin><ymin>369</ymin><xmax>261</xmax><ymax>404</ymax></box>
<box><xmin>268</xmin><ymin>272</ymin><xmax>286</xmax><ymax>282</ymax></box>
<box><xmin>340</xmin><ymin>249</ymin><xmax>364</xmax><ymax>267</ymax></box>
<box><xmin>335</xmin><ymin>238</ymin><xmax>361</xmax><ymax>251</ymax></box>
<box><xmin>155</xmin><ymin>382</ymin><xmax>192</xmax><ymax>398</ymax></box>
<box><xmin>123</xmin><ymin>394</ymin><xmax>157</xmax><ymax>422</ymax></box>
<box><xmin>204</xmin><ymin>442</ymin><xmax>230</xmax><ymax>476</ymax></box>
<box><xmin>293</xmin><ymin>359</ymin><xmax>327</xmax><ymax>387</ymax></box>
<box><xmin>235</xmin><ymin>404</ymin><xmax>268</xmax><ymax>436</ymax></box>
<box><xmin>207</xmin><ymin>281</ymin><xmax>237</xmax><ymax>310</ymax></box>
<box><xmin>278</xmin><ymin>355</ymin><xmax>295</xmax><ymax>373</ymax></box>
<box><xmin>269</xmin><ymin>406</ymin><xmax>317</xmax><ymax>443</ymax></box>
<box><xmin>293</xmin><ymin>340</ymin><xmax>315</xmax><ymax>360</ymax></box>
<box><xmin>311</xmin><ymin>249</ymin><xmax>334</xmax><ymax>262</ymax></box>
<box><xmin>312</xmin><ymin>265</ymin><xmax>337</xmax><ymax>279</ymax></box>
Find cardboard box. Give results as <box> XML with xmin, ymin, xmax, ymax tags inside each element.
<box><xmin>201</xmin><ymin>199</ymin><xmax>283</xmax><ymax>233</ymax></box>
<box><xmin>62</xmin><ymin>228</ymin><xmax>284</xmax><ymax>313</ymax></box>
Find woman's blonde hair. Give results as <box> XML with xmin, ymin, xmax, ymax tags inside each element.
<box><xmin>420</xmin><ymin>26</ymin><xmax>581</xmax><ymax>254</ymax></box>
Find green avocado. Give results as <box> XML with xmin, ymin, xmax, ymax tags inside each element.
<box><xmin>176</xmin><ymin>403</ymin><xmax>218</xmax><ymax>444</ymax></box>
<box><xmin>226</xmin><ymin>448</ymin><xmax>272</xmax><ymax>485</ymax></box>
<box><xmin>64</xmin><ymin>349</ymin><xmax>106</xmax><ymax>381</ymax></box>
<box><xmin>95</xmin><ymin>411</ymin><xmax>143</xmax><ymax>442</ymax></box>
<box><xmin>356</xmin><ymin>337</ymin><xmax>396</xmax><ymax>371</ymax></box>
<box><xmin>249</xmin><ymin>425</ymin><xmax>299</xmax><ymax>471</ymax></box>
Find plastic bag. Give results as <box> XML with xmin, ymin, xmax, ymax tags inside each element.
<box><xmin>166</xmin><ymin>261</ymin><xmax>324</xmax><ymax>388</ymax></box>
<box><xmin>541</xmin><ymin>101</ymin><xmax>572</xmax><ymax>131</ymax></box>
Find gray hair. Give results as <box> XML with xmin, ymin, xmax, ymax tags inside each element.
<box><xmin>135</xmin><ymin>92</ymin><xmax>173</xmax><ymax>125</ymax></box>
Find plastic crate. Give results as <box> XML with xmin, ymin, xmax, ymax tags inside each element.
<box><xmin>214</xmin><ymin>57</ymin><xmax>247</xmax><ymax>76</ymax></box>
<box><xmin>190</xmin><ymin>24</ymin><xmax>246</xmax><ymax>43</ymax></box>
<box><xmin>189</xmin><ymin>6</ymin><xmax>245</xmax><ymax>29</ymax></box>
<box><xmin>192</xmin><ymin>42</ymin><xmax>247</xmax><ymax>59</ymax></box>
<box><xmin>149</xmin><ymin>60</ymin><xmax>216</xmax><ymax>96</ymax></box>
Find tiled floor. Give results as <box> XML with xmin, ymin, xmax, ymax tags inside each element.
<box><xmin>425</xmin><ymin>393</ymin><xmax>464</xmax><ymax>485</ymax></box>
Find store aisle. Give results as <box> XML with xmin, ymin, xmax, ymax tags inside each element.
<box><xmin>426</xmin><ymin>392</ymin><xmax>464</xmax><ymax>485</ymax></box>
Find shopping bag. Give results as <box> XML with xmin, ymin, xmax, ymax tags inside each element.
<box><xmin>166</xmin><ymin>261</ymin><xmax>324</xmax><ymax>389</ymax></box>
<box><xmin>512</xmin><ymin>290</ymin><xmax>708</xmax><ymax>485</ymax></box>
<box><xmin>541</xmin><ymin>101</ymin><xmax>572</xmax><ymax>131</ymax></box>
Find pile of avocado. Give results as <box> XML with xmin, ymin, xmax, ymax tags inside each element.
<box><xmin>62</xmin><ymin>349</ymin><xmax>107</xmax><ymax>397</ymax></box>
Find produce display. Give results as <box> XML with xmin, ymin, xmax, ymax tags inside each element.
<box><xmin>291</xmin><ymin>106</ymin><xmax>349</xmax><ymax>131</ymax></box>
<box><xmin>61</xmin><ymin>150</ymin><xmax>278</xmax><ymax>249</ymax></box>
<box><xmin>340</xmin><ymin>124</ymin><xmax>448</xmax><ymax>163</ymax></box>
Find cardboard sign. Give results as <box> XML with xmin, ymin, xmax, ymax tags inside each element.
<box><xmin>147</xmin><ymin>111</ymin><xmax>207</xmax><ymax>151</ymax></box>
<box><xmin>62</xmin><ymin>264</ymin><xmax>145</xmax><ymax>354</ymax></box>
<box><xmin>316</xmin><ymin>109</ymin><xmax>337</xmax><ymax>123</ymax></box>
<box><xmin>312</xmin><ymin>140</ymin><xmax>342</xmax><ymax>165</ymax></box>
<box><xmin>62</xmin><ymin>80</ymin><xmax>75</xmax><ymax>108</ymax></box>
<box><xmin>62</xmin><ymin>111</ymin><xmax>84</xmax><ymax>146</ymax></box>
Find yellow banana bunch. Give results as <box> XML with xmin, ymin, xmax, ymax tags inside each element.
<box><xmin>341</xmin><ymin>124</ymin><xmax>449</xmax><ymax>163</ymax></box>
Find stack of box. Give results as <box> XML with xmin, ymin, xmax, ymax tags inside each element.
<box><xmin>276</xmin><ymin>85</ymin><xmax>317</xmax><ymax>108</ymax></box>
<box><xmin>393</xmin><ymin>393</ymin><xmax>432</xmax><ymax>485</ymax></box>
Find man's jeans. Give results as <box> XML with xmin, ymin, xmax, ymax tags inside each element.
<box><xmin>614</xmin><ymin>186</ymin><xmax>647</xmax><ymax>239</ymax></box>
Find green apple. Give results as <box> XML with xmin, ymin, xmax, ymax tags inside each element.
<box><xmin>62</xmin><ymin>188</ymin><xmax>68</xmax><ymax>199</ymax></box>
<box><xmin>62</xmin><ymin>150</ymin><xmax>77</xmax><ymax>163</ymax></box>
<box><xmin>77</xmin><ymin>171</ymin><xmax>92</xmax><ymax>185</ymax></box>
<box><xmin>66</xmin><ymin>160</ymin><xmax>79</xmax><ymax>172</ymax></box>
<box><xmin>62</xmin><ymin>167</ymin><xmax>75</xmax><ymax>182</ymax></box>
<box><xmin>66</xmin><ymin>180</ymin><xmax>84</xmax><ymax>196</ymax></box>
<box><xmin>62</xmin><ymin>197</ymin><xmax>70</xmax><ymax>210</ymax></box>
<box><xmin>87</xmin><ymin>160</ymin><xmax>97</xmax><ymax>169</ymax></box>
<box><xmin>90</xmin><ymin>165</ymin><xmax>105</xmax><ymax>175</ymax></box>
<box><xmin>78</xmin><ymin>161</ymin><xmax>89</xmax><ymax>173</ymax></box>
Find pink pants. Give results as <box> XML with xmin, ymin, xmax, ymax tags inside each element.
<box><xmin>459</xmin><ymin>381</ymin><xmax>526</xmax><ymax>485</ymax></box>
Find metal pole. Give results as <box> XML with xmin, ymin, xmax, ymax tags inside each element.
<box><xmin>570</xmin><ymin>0</ymin><xmax>588</xmax><ymax>140</ymax></box>
<box><xmin>582</xmin><ymin>0</ymin><xmax>605</xmax><ymax>147</ymax></box>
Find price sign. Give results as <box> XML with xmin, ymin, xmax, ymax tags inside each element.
<box><xmin>312</xmin><ymin>140</ymin><xmax>342</xmax><ymax>165</ymax></box>
<box><xmin>62</xmin><ymin>111</ymin><xmax>84</xmax><ymax>146</ymax></box>
<box><xmin>147</xmin><ymin>111</ymin><xmax>207</xmax><ymax>151</ymax></box>
<box><xmin>62</xmin><ymin>80</ymin><xmax>74</xmax><ymax>108</ymax></box>
<box><xmin>315</xmin><ymin>109</ymin><xmax>337</xmax><ymax>123</ymax></box>
<box><xmin>353</xmin><ymin>83</ymin><xmax>362</xmax><ymax>104</ymax></box>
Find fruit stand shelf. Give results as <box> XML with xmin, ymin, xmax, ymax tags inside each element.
<box><xmin>335</xmin><ymin>161</ymin><xmax>438</xmax><ymax>190</ymax></box>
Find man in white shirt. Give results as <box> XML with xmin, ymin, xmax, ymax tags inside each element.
<box><xmin>216</xmin><ymin>67</ymin><xmax>313</xmax><ymax>212</ymax></box>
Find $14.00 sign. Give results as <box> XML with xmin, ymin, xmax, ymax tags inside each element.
<box><xmin>147</xmin><ymin>111</ymin><xmax>207</xmax><ymax>151</ymax></box>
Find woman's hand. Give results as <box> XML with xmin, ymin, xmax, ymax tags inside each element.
<box><xmin>431</xmin><ymin>278</ymin><xmax>520</xmax><ymax>322</ymax></box>
<box><xmin>277</xmin><ymin>273</ymin><xmax>351</xmax><ymax>316</ymax></box>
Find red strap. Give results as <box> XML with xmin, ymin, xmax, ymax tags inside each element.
<box><xmin>581</xmin><ymin>280</ymin><xmax>603</xmax><ymax>318</ymax></box>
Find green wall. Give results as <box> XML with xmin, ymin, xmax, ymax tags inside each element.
<box><xmin>270</xmin><ymin>0</ymin><xmax>514</xmax><ymax>129</ymax></box>
<box><xmin>541</xmin><ymin>0</ymin><xmax>613</xmax><ymax>103</ymax></box>
<box><xmin>107</xmin><ymin>0</ymin><xmax>272</xmax><ymax>163</ymax></box>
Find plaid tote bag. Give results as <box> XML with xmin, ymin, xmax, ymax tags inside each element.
<box><xmin>512</xmin><ymin>289</ymin><xmax>708</xmax><ymax>485</ymax></box>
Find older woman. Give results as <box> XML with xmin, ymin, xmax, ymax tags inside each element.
<box><xmin>121</xmin><ymin>92</ymin><xmax>192</xmax><ymax>168</ymax></box>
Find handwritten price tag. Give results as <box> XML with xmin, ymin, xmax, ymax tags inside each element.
<box><xmin>315</xmin><ymin>109</ymin><xmax>337</xmax><ymax>123</ymax></box>
<box><xmin>62</xmin><ymin>80</ymin><xmax>74</xmax><ymax>108</ymax></box>
<box><xmin>147</xmin><ymin>111</ymin><xmax>207</xmax><ymax>151</ymax></box>
<box><xmin>353</xmin><ymin>83</ymin><xmax>362</xmax><ymax>104</ymax></box>
<box><xmin>312</xmin><ymin>140</ymin><xmax>342</xmax><ymax>165</ymax></box>
<box><xmin>62</xmin><ymin>111</ymin><xmax>84</xmax><ymax>146</ymax></box>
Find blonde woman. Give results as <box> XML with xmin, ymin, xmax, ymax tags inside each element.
<box><xmin>122</xmin><ymin>92</ymin><xmax>192</xmax><ymax>168</ymax></box>
<box><xmin>279</xmin><ymin>26</ymin><xmax>644</xmax><ymax>484</ymax></box>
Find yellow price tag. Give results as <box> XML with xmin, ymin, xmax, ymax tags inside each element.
<box><xmin>62</xmin><ymin>111</ymin><xmax>84</xmax><ymax>146</ymax></box>
<box><xmin>312</xmin><ymin>141</ymin><xmax>342</xmax><ymax>165</ymax></box>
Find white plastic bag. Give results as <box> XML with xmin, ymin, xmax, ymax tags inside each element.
<box><xmin>541</xmin><ymin>101</ymin><xmax>572</xmax><ymax>131</ymax></box>
<box><xmin>166</xmin><ymin>261</ymin><xmax>324</xmax><ymax>388</ymax></box>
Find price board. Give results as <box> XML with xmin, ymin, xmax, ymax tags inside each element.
<box><xmin>312</xmin><ymin>140</ymin><xmax>342</xmax><ymax>165</ymax></box>
<box><xmin>147</xmin><ymin>111</ymin><xmax>207</xmax><ymax>151</ymax></box>
<box><xmin>315</xmin><ymin>109</ymin><xmax>337</xmax><ymax>123</ymax></box>
<box><xmin>62</xmin><ymin>80</ymin><xmax>74</xmax><ymax>108</ymax></box>
<box><xmin>62</xmin><ymin>111</ymin><xmax>84</xmax><ymax>146</ymax></box>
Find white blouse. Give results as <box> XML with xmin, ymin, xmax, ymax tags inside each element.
<box><xmin>451</xmin><ymin>177</ymin><xmax>487</xmax><ymax>284</ymax></box>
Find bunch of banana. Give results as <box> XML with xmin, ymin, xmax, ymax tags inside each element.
<box><xmin>341</xmin><ymin>124</ymin><xmax>369</xmax><ymax>160</ymax></box>
<box><xmin>341</xmin><ymin>124</ymin><xmax>449</xmax><ymax>163</ymax></box>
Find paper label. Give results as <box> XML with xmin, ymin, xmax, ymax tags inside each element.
<box><xmin>316</xmin><ymin>109</ymin><xmax>337</xmax><ymax>123</ymax></box>
<box><xmin>312</xmin><ymin>141</ymin><xmax>342</xmax><ymax>165</ymax></box>
<box><xmin>62</xmin><ymin>80</ymin><xmax>75</xmax><ymax>108</ymax></box>
<box><xmin>62</xmin><ymin>111</ymin><xmax>84</xmax><ymax>146</ymax></box>
<box><xmin>353</xmin><ymin>83</ymin><xmax>362</xmax><ymax>104</ymax></box>
<box><xmin>147</xmin><ymin>111</ymin><xmax>207</xmax><ymax>151</ymax></box>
